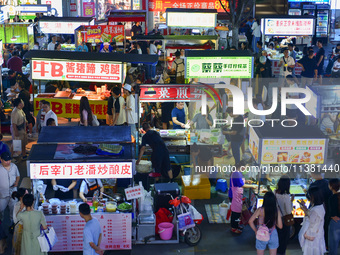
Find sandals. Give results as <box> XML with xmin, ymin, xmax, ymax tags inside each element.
<box><xmin>231</xmin><ymin>228</ymin><xmax>242</xmax><ymax>234</ymax></box>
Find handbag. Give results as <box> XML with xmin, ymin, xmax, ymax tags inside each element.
<box><xmin>13</xmin><ymin>140</ymin><xmax>22</xmax><ymax>152</ymax></box>
<box><xmin>178</xmin><ymin>212</ymin><xmax>195</xmax><ymax>231</ymax></box>
<box><xmin>37</xmin><ymin>227</ymin><xmax>58</xmax><ymax>252</ymax></box>
<box><xmin>91</xmin><ymin>113</ymin><xmax>100</xmax><ymax>126</ymax></box>
<box><xmin>9</xmin><ymin>221</ymin><xmax>19</xmax><ymax>235</ymax></box>
<box><xmin>278</xmin><ymin>197</ymin><xmax>294</xmax><ymax>226</ymax></box>
<box><xmin>283</xmin><ymin>213</ymin><xmax>294</xmax><ymax>226</ymax></box>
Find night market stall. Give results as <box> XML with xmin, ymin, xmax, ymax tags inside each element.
<box><xmin>23</xmin><ymin>50</ymin><xmax>158</xmax><ymax>120</ymax></box>
<box><xmin>28</xmin><ymin>126</ymin><xmax>135</xmax><ymax>251</ymax></box>
<box><xmin>260</xmin><ymin>16</ymin><xmax>316</xmax><ymax>77</ymax></box>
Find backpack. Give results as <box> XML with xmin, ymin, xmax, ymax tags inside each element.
<box><xmin>256</xmin><ymin>224</ymin><xmax>270</xmax><ymax>242</ymax></box>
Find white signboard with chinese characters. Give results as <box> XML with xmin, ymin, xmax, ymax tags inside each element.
<box><xmin>47</xmin><ymin>213</ymin><xmax>131</xmax><ymax>251</ymax></box>
<box><xmin>186</xmin><ymin>57</ymin><xmax>253</xmax><ymax>79</ymax></box>
<box><xmin>39</xmin><ymin>21</ymin><xmax>89</xmax><ymax>34</ymax></box>
<box><xmin>125</xmin><ymin>186</ymin><xmax>143</xmax><ymax>200</ymax></box>
<box><xmin>32</xmin><ymin>60</ymin><xmax>123</xmax><ymax>83</ymax></box>
<box><xmin>263</xmin><ymin>18</ymin><xmax>315</xmax><ymax>36</ymax></box>
<box><xmin>166</xmin><ymin>12</ymin><xmax>216</xmax><ymax>28</ymax></box>
<box><xmin>30</xmin><ymin>162</ymin><xmax>133</xmax><ymax>179</ymax></box>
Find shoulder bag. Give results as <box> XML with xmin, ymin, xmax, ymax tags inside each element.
<box><xmin>278</xmin><ymin>196</ymin><xmax>294</xmax><ymax>226</ymax></box>
<box><xmin>283</xmin><ymin>57</ymin><xmax>294</xmax><ymax>73</ymax></box>
<box><xmin>91</xmin><ymin>113</ymin><xmax>100</xmax><ymax>126</ymax></box>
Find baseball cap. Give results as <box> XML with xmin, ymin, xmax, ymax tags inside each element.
<box><xmin>124</xmin><ymin>84</ymin><xmax>132</xmax><ymax>92</ymax></box>
<box><xmin>104</xmin><ymin>42</ymin><xmax>110</xmax><ymax>46</ymax></box>
<box><xmin>1</xmin><ymin>152</ymin><xmax>12</xmax><ymax>161</ymax></box>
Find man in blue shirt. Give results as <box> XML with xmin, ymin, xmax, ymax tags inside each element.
<box><xmin>171</xmin><ymin>102</ymin><xmax>186</xmax><ymax>129</ymax></box>
<box><xmin>79</xmin><ymin>203</ymin><xmax>103</xmax><ymax>255</ymax></box>
<box><xmin>76</xmin><ymin>41</ymin><xmax>89</xmax><ymax>52</ymax></box>
<box><xmin>0</xmin><ymin>134</ymin><xmax>10</xmax><ymax>157</ymax></box>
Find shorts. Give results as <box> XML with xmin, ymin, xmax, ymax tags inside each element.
<box><xmin>317</xmin><ymin>66</ymin><xmax>324</xmax><ymax>76</ymax></box>
<box><xmin>256</xmin><ymin>228</ymin><xmax>279</xmax><ymax>250</ymax></box>
<box><xmin>151</xmin><ymin>152</ymin><xmax>171</xmax><ymax>175</ymax></box>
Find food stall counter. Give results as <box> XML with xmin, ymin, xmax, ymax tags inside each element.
<box><xmin>29</xmin><ymin>126</ymin><xmax>134</xmax><ymax>251</ymax></box>
<box><xmin>45</xmin><ymin>212</ymin><xmax>131</xmax><ymax>251</ymax></box>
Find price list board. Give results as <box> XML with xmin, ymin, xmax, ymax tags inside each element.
<box><xmin>46</xmin><ymin>213</ymin><xmax>132</xmax><ymax>251</ymax></box>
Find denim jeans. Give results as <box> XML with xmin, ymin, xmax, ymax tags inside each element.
<box><xmin>231</xmin><ymin>140</ymin><xmax>242</xmax><ymax>164</ymax></box>
<box><xmin>328</xmin><ymin>219</ymin><xmax>340</xmax><ymax>255</ymax></box>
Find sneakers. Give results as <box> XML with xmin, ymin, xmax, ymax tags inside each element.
<box><xmin>231</xmin><ymin>228</ymin><xmax>242</xmax><ymax>234</ymax></box>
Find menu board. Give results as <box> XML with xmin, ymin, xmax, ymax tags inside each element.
<box><xmin>83</xmin><ymin>25</ymin><xmax>124</xmax><ymax>44</ymax></box>
<box><xmin>261</xmin><ymin>139</ymin><xmax>326</xmax><ymax>164</ymax></box>
<box><xmin>46</xmin><ymin>213</ymin><xmax>131</xmax><ymax>251</ymax></box>
<box><xmin>263</xmin><ymin>18</ymin><xmax>315</xmax><ymax>36</ymax></box>
<box><xmin>249</xmin><ymin>127</ymin><xmax>260</xmax><ymax>163</ymax></box>
<box><xmin>186</xmin><ymin>57</ymin><xmax>253</xmax><ymax>79</ymax></box>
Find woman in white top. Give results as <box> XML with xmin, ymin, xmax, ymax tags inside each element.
<box><xmin>12</xmin><ymin>188</ymin><xmax>28</xmax><ymax>255</ymax></box>
<box><xmin>79</xmin><ymin>96</ymin><xmax>94</xmax><ymax>126</ymax></box>
<box><xmin>275</xmin><ymin>175</ymin><xmax>294</xmax><ymax>255</ymax></box>
<box><xmin>298</xmin><ymin>186</ymin><xmax>326</xmax><ymax>255</ymax></box>
<box><xmin>123</xmin><ymin>84</ymin><xmax>137</xmax><ymax>137</ymax></box>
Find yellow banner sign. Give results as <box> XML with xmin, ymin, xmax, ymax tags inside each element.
<box><xmin>34</xmin><ymin>98</ymin><xmax>108</xmax><ymax>119</ymax></box>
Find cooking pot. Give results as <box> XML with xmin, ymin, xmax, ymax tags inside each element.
<box><xmin>111</xmin><ymin>193</ymin><xmax>125</xmax><ymax>203</ymax></box>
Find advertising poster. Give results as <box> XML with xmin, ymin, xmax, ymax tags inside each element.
<box><xmin>186</xmin><ymin>57</ymin><xmax>253</xmax><ymax>79</ymax></box>
<box><xmin>264</xmin><ymin>18</ymin><xmax>315</xmax><ymax>36</ymax></box>
<box><xmin>83</xmin><ymin>25</ymin><xmax>124</xmax><ymax>43</ymax></box>
<box><xmin>32</xmin><ymin>60</ymin><xmax>123</xmax><ymax>83</ymax></box>
<box><xmin>261</xmin><ymin>139</ymin><xmax>326</xmax><ymax>164</ymax></box>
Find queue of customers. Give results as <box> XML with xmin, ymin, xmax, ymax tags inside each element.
<box><xmin>229</xmin><ymin>161</ymin><xmax>340</xmax><ymax>255</ymax></box>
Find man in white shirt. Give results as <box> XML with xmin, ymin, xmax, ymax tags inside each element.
<box><xmin>47</xmin><ymin>35</ymin><xmax>57</xmax><ymax>51</ymax></box>
<box><xmin>331</xmin><ymin>57</ymin><xmax>340</xmax><ymax>78</ymax></box>
<box><xmin>0</xmin><ymin>152</ymin><xmax>20</xmax><ymax>222</ymax></box>
<box><xmin>251</xmin><ymin>19</ymin><xmax>261</xmax><ymax>53</ymax></box>
<box><xmin>123</xmin><ymin>84</ymin><xmax>137</xmax><ymax>137</ymax></box>
<box><xmin>149</xmin><ymin>41</ymin><xmax>157</xmax><ymax>55</ymax></box>
<box><xmin>41</xmin><ymin>101</ymin><xmax>58</xmax><ymax>127</ymax></box>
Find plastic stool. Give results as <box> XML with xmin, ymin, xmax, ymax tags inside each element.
<box><xmin>215</xmin><ymin>179</ymin><xmax>228</xmax><ymax>193</ymax></box>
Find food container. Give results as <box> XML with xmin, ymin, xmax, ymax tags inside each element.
<box><xmin>42</xmin><ymin>203</ymin><xmax>49</xmax><ymax>215</ymax></box>
<box><xmin>69</xmin><ymin>201</ymin><xmax>77</xmax><ymax>214</ymax></box>
<box><xmin>136</xmin><ymin>160</ymin><xmax>152</xmax><ymax>173</ymax></box>
<box><xmin>106</xmin><ymin>201</ymin><xmax>117</xmax><ymax>212</ymax></box>
<box><xmin>51</xmin><ymin>203</ymin><xmax>58</xmax><ymax>214</ymax></box>
<box><xmin>60</xmin><ymin>202</ymin><xmax>66</xmax><ymax>214</ymax></box>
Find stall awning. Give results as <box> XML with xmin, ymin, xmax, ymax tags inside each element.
<box><xmin>108</xmin><ymin>15</ymin><xmax>146</xmax><ymax>22</ymax></box>
<box><xmin>24</xmin><ymin>50</ymin><xmax>159</xmax><ymax>65</ymax></box>
<box><xmin>38</xmin><ymin>126</ymin><xmax>132</xmax><ymax>144</ymax></box>
<box><xmin>254</xmin><ymin>125</ymin><xmax>326</xmax><ymax>139</ymax></box>
<box><xmin>107</xmin><ymin>10</ymin><xmax>147</xmax><ymax>23</ymax></box>
<box><xmin>185</xmin><ymin>50</ymin><xmax>253</xmax><ymax>57</ymax></box>
<box><xmin>39</xmin><ymin>17</ymin><xmax>95</xmax><ymax>35</ymax></box>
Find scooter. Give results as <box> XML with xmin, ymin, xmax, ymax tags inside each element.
<box><xmin>168</xmin><ymin>195</ymin><xmax>203</xmax><ymax>246</ymax></box>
